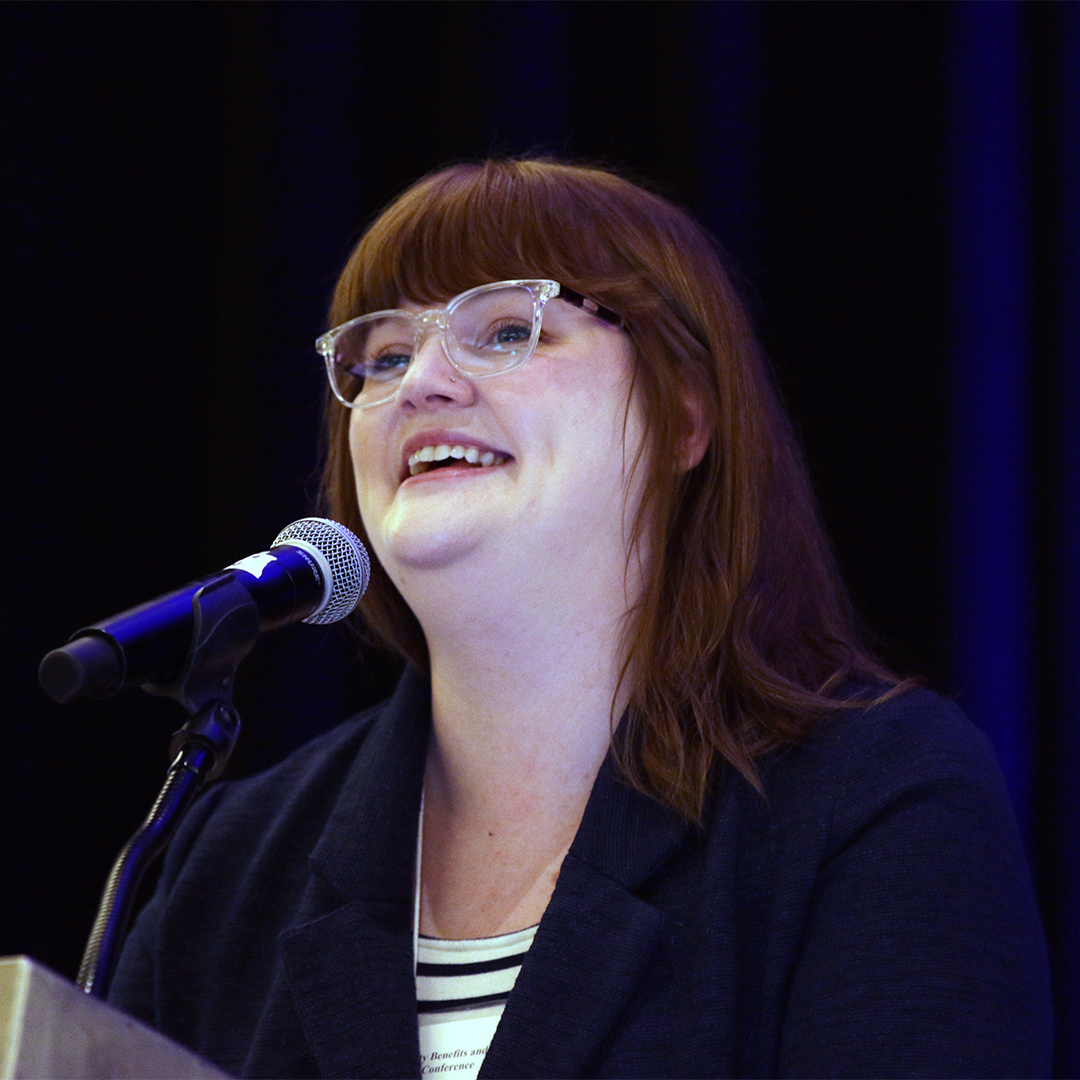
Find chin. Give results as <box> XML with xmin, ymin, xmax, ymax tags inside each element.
<box><xmin>375</xmin><ymin>523</ymin><xmax>485</xmax><ymax>578</ymax></box>
<box><xmin>376</xmin><ymin>489</ymin><xmax>500</xmax><ymax>570</ymax></box>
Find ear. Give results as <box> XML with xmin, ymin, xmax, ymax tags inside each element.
<box><xmin>678</xmin><ymin>377</ymin><xmax>711</xmax><ymax>472</ymax></box>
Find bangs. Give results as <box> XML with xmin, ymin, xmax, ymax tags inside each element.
<box><xmin>330</xmin><ymin>160</ymin><xmax>658</xmax><ymax>326</ymax></box>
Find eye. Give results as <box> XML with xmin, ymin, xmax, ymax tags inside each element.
<box><xmin>350</xmin><ymin>318</ymin><xmax>414</xmax><ymax>380</ymax></box>
<box><xmin>483</xmin><ymin>319</ymin><xmax>533</xmax><ymax>351</ymax></box>
<box><xmin>363</xmin><ymin>349</ymin><xmax>412</xmax><ymax>379</ymax></box>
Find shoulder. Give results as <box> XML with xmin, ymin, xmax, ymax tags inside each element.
<box><xmin>161</xmin><ymin>666</ymin><xmax>430</xmax><ymax>877</ymax></box>
<box><xmin>221</xmin><ymin>699</ymin><xmax>385</xmax><ymax>806</ymax></box>
<box><xmin>713</xmin><ymin>685</ymin><xmax>1032</xmax><ymax>897</ymax></box>
<box><xmin>148</xmin><ymin>700</ymin><xmax>381</xmax><ymax>887</ymax></box>
<box><xmin>741</xmin><ymin>689</ymin><xmax>1052</xmax><ymax>1077</ymax></box>
<box><xmin>210</xmin><ymin>698</ymin><xmax>385</xmax><ymax>814</ymax></box>
<box><xmin>759</xmin><ymin>686</ymin><xmax>1008</xmax><ymax>826</ymax></box>
<box><xmin>817</xmin><ymin>685</ymin><xmax>997</xmax><ymax>775</ymax></box>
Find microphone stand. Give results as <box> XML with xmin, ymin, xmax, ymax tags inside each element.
<box><xmin>75</xmin><ymin>574</ymin><xmax>260</xmax><ymax>999</ymax></box>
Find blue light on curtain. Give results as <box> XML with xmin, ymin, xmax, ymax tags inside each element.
<box><xmin>949</xmin><ymin>4</ymin><xmax>1080</xmax><ymax>1071</ymax></box>
<box><xmin>1053</xmin><ymin>5</ymin><xmax>1080</xmax><ymax>1068</ymax></box>
<box><xmin>947</xmin><ymin>0</ymin><xmax>1034</xmax><ymax>842</ymax></box>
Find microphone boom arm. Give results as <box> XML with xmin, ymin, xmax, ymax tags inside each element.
<box><xmin>76</xmin><ymin>573</ymin><xmax>257</xmax><ymax>999</ymax></box>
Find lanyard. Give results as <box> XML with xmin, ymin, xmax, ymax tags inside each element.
<box><xmin>413</xmin><ymin>786</ymin><xmax>424</xmax><ymax>978</ymax></box>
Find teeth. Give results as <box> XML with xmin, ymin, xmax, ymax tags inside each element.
<box><xmin>407</xmin><ymin>444</ymin><xmax>506</xmax><ymax>476</ymax></box>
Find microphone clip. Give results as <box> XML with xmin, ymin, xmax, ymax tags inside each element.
<box><xmin>145</xmin><ymin>571</ymin><xmax>258</xmax><ymax>726</ymax></box>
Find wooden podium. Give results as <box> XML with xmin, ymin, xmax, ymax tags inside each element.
<box><xmin>0</xmin><ymin>957</ymin><xmax>229</xmax><ymax>1079</ymax></box>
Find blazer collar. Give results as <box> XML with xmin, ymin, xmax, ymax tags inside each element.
<box><xmin>568</xmin><ymin>752</ymin><xmax>693</xmax><ymax>889</ymax></box>
<box><xmin>482</xmin><ymin>758</ymin><xmax>692</xmax><ymax>1077</ymax></box>
<box><xmin>281</xmin><ymin>670</ymin><xmax>430</xmax><ymax>1079</ymax></box>
<box><xmin>309</xmin><ymin>666</ymin><xmax>431</xmax><ymax>904</ymax></box>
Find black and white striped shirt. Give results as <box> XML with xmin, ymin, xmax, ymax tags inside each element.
<box><xmin>416</xmin><ymin>924</ymin><xmax>537</xmax><ymax>1014</ymax></box>
<box><xmin>416</xmin><ymin>926</ymin><xmax>539</xmax><ymax>1077</ymax></box>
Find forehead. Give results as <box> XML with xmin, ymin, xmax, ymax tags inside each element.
<box><xmin>390</xmin><ymin>278</ymin><xmax>557</xmax><ymax>313</ymax></box>
<box><xmin>391</xmin><ymin>279</ymin><xmax>522</xmax><ymax>313</ymax></box>
<box><xmin>385</xmin><ymin>260</ymin><xmax>552</xmax><ymax>309</ymax></box>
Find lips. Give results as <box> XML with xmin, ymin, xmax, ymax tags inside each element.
<box><xmin>399</xmin><ymin>432</ymin><xmax>511</xmax><ymax>482</ymax></box>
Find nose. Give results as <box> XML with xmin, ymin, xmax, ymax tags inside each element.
<box><xmin>394</xmin><ymin>325</ymin><xmax>475</xmax><ymax>410</ymax></box>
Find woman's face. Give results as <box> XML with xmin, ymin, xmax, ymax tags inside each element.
<box><xmin>347</xmin><ymin>285</ymin><xmax>648</xmax><ymax>601</ymax></box>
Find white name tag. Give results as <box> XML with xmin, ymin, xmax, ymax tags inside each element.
<box><xmin>419</xmin><ymin>1012</ymin><xmax>500</xmax><ymax>1078</ymax></box>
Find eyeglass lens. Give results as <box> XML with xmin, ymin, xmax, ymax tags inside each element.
<box><xmin>332</xmin><ymin>284</ymin><xmax>542</xmax><ymax>406</ymax></box>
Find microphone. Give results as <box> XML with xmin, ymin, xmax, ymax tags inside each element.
<box><xmin>39</xmin><ymin>517</ymin><xmax>371</xmax><ymax>704</ymax></box>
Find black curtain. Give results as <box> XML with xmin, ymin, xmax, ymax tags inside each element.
<box><xmin>5</xmin><ymin>2</ymin><xmax>1077</xmax><ymax>1073</ymax></box>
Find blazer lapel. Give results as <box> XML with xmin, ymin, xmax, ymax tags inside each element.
<box><xmin>281</xmin><ymin>901</ymin><xmax>419</xmax><ymax>1079</ymax></box>
<box><xmin>481</xmin><ymin>761</ymin><xmax>691</xmax><ymax>1079</ymax></box>
<box><xmin>280</xmin><ymin>669</ymin><xmax>430</xmax><ymax>1079</ymax></box>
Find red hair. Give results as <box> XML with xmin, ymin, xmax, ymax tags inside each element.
<box><xmin>320</xmin><ymin>159</ymin><xmax>911</xmax><ymax>821</ymax></box>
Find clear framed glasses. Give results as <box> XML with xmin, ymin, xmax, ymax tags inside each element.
<box><xmin>317</xmin><ymin>278</ymin><xmax>622</xmax><ymax>408</ymax></box>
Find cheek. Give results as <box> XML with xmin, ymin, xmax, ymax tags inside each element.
<box><xmin>347</xmin><ymin>413</ymin><xmax>382</xmax><ymax>519</ymax></box>
<box><xmin>558</xmin><ymin>384</ymin><xmax>650</xmax><ymax>522</ymax></box>
<box><xmin>546</xmin><ymin>336</ymin><xmax>639</xmax><ymax>428</ymax></box>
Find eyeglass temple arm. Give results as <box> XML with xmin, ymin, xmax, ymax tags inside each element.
<box><xmin>555</xmin><ymin>285</ymin><xmax>623</xmax><ymax>327</ymax></box>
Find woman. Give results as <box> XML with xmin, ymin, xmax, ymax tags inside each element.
<box><xmin>109</xmin><ymin>159</ymin><xmax>1052</xmax><ymax>1078</ymax></box>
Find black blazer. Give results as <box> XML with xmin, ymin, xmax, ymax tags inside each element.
<box><xmin>109</xmin><ymin>670</ymin><xmax>1052</xmax><ymax>1078</ymax></box>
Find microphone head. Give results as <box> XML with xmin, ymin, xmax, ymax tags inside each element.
<box><xmin>272</xmin><ymin>517</ymin><xmax>370</xmax><ymax>625</ymax></box>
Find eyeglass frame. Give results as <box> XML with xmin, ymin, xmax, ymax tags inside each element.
<box><xmin>316</xmin><ymin>278</ymin><xmax>623</xmax><ymax>409</ymax></box>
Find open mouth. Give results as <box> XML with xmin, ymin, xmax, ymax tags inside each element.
<box><xmin>406</xmin><ymin>443</ymin><xmax>510</xmax><ymax>477</ymax></box>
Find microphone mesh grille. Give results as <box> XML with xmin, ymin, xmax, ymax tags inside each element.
<box><xmin>272</xmin><ymin>517</ymin><xmax>371</xmax><ymax>625</ymax></box>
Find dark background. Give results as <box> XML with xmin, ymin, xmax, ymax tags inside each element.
<box><xmin>4</xmin><ymin>1</ymin><xmax>1078</xmax><ymax>1074</ymax></box>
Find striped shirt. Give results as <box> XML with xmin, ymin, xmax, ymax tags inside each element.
<box><xmin>416</xmin><ymin>924</ymin><xmax>538</xmax><ymax>1014</ymax></box>
<box><xmin>416</xmin><ymin>926</ymin><xmax>538</xmax><ymax>1078</ymax></box>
